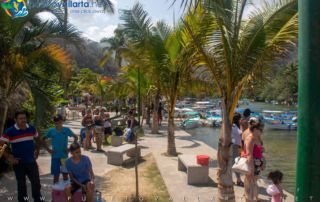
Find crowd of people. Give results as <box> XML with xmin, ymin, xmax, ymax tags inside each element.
<box><xmin>232</xmin><ymin>108</ymin><xmax>286</xmax><ymax>202</ymax></box>
<box><xmin>81</xmin><ymin>108</ymin><xmax>112</xmax><ymax>152</ymax></box>
<box><xmin>0</xmin><ymin>106</ymin><xmax>288</xmax><ymax>202</ymax></box>
<box><xmin>0</xmin><ymin>111</ymin><xmax>99</xmax><ymax>202</ymax></box>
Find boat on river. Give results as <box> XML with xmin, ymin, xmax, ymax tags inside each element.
<box><xmin>205</xmin><ymin>110</ymin><xmax>222</xmax><ymax>127</ymax></box>
<box><xmin>180</xmin><ymin>111</ymin><xmax>201</xmax><ymax>129</ymax></box>
<box><xmin>262</xmin><ymin>110</ymin><xmax>297</xmax><ymax>130</ymax></box>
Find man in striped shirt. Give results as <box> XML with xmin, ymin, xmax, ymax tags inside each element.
<box><xmin>0</xmin><ymin>111</ymin><xmax>43</xmax><ymax>202</ymax></box>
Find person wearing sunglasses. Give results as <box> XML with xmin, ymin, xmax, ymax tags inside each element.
<box><xmin>43</xmin><ymin>114</ymin><xmax>78</xmax><ymax>184</ymax></box>
<box><xmin>241</xmin><ymin>117</ymin><xmax>265</xmax><ymax>202</ymax></box>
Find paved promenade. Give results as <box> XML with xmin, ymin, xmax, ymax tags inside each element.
<box><xmin>0</xmin><ymin>116</ymin><xmax>294</xmax><ymax>202</ymax></box>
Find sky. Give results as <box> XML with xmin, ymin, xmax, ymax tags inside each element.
<box><xmin>40</xmin><ymin>0</ymin><xmax>261</xmax><ymax>42</ymax></box>
<box><xmin>67</xmin><ymin>0</ymin><xmax>183</xmax><ymax>42</ymax></box>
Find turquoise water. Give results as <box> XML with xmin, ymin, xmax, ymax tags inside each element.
<box><xmin>186</xmin><ymin>102</ymin><xmax>297</xmax><ymax>194</ymax></box>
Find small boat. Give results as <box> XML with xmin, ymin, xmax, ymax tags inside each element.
<box><xmin>205</xmin><ymin>110</ymin><xmax>222</xmax><ymax>127</ymax></box>
<box><xmin>261</xmin><ymin>110</ymin><xmax>297</xmax><ymax>130</ymax></box>
<box><xmin>173</xmin><ymin>107</ymin><xmax>193</xmax><ymax>118</ymax></box>
<box><xmin>180</xmin><ymin>111</ymin><xmax>201</xmax><ymax>129</ymax></box>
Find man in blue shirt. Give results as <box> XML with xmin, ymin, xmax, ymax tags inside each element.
<box><xmin>0</xmin><ymin>111</ymin><xmax>43</xmax><ymax>202</ymax></box>
<box><xmin>65</xmin><ymin>142</ymin><xmax>95</xmax><ymax>202</ymax></box>
<box><xmin>44</xmin><ymin>114</ymin><xmax>78</xmax><ymax>184</ymax></box>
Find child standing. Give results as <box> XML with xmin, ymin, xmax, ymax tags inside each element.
<box><xmin>266</xmin><ymin>170</ymin><xmax>286</xmax><ymax>202</ymax></box>
<box><xmin>44</xmin><ymin>115</ymin><xmax>78</xmax><ymax>184</ymax></box>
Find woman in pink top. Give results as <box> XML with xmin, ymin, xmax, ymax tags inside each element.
<box><xmin>267</xmin><ymin>170</ymin><xmax>286</xmax><ymax>202</ymax></box>
<box><xmin>242</xmin><ymin>118</ymin><xmax>265</xmax><ymax>202</ymax></box>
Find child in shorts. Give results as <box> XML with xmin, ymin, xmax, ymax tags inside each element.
<box><xmin>44</xmin><ymin>115</ymin><xmax>78</xmax><ymax>184</ymax></box>
<box><xmin>65</xmin><ymin>143</ymin><xmax>95</xmax><ymax>202</ymax></box>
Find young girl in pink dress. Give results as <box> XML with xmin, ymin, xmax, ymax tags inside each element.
<box><xmin>267</xmin><ymin>170</ymin><xmax>287</xmax><ymax>202</ymax></box>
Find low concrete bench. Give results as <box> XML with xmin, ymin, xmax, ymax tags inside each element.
<box><xmin>111</xmin><ymin>135</ymin><xmax>123</xmax><ymax>147</ymax></box>
<box><xmin>178</xmin><ymin>154</ymin><xmax>209</xmax><ymax>185</ymax></box>
<box><xmin>107</xmin><ymin>144</ymin><xmax>141</xmax><ymax>166</ymax></box>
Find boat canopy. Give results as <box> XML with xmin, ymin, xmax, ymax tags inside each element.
<box><xmin>262</xmin><ymin>110</ymin><xmax>284</xmax><ymax>114</ymax></box>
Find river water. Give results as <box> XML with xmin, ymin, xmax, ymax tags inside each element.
<box><xmin>186</xmin><ymin>102</ymin><xmax>297</xmax><ymax>194</ymax></box>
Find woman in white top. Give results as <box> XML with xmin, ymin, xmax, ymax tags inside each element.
<box><xmin>232</xmin><ymin>112</ymin><xmax>244</xmax><ymax>186</ymax></box>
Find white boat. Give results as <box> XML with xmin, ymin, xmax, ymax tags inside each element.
<box><xmin>180</xmin><ymin>111</ymin><xmax>201</xmax><ymax>129</ymax></box>
<box><xmin>205</xmin><ymin>110</ymin><xmax>222</xmax><ymax>127</ymax></box>
<box><xmin>262</xmin><ymin>110</ymin><xmax>297</xmax><ymax>130</ymax></box>
<box><xmin>264</xmin><ymin>119</ymin><xmax>297</xmax><ymax>130</ymax></box>
<box><xmin>173</xmin><ymin>107</ymin><xmax>193</xmax><ymax>118</ymax></box>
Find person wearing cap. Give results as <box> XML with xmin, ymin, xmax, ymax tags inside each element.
<box><xmin>0</xmin><ymin>111</ymin><xmax>43</xmax><ymax>202</ymax></box>
<box><xmin>43</xmin><ymin>114</ymin><xmax>78</xmax><ymax>184</ymax></box>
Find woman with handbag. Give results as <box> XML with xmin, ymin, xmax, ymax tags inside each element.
<box><xmin>241</xmin><ymin>118</ymin><xmax>265</xmax><ymax>202</ymax></box>
<box><xmin>232</xmin><ymin>113</ymin><xmax>244</xmax><ymax>186</ymax></box>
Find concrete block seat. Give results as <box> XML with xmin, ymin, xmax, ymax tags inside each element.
<box><xmin>111</xmin><ymin>135</ymin><xmax>123</xmax><ymax>147</ymax></box>
<box><xmin>107</xmin><ymin>144</ymin><xmax>141</xmax><ymax>166</ymax></box>
<box><xmin>178</xmin><ymin>154</ymin><xmax>209</xmax><ymax>185</ymax></box>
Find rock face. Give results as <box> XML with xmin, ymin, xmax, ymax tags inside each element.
<box><xmin>49</xmin><ymin>38</ymin><xmax>119</xmax><ymax>75</ymax></box>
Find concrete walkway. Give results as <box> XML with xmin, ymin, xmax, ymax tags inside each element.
<box><xmin>0</xmin><ymin>116</ymin><xmax>294</xmax><ymax>202</ymax></box>
<box><xmin>139</xmin><ymin>125</ymin><xmax>294</xmax><ymax>202</ymax></box>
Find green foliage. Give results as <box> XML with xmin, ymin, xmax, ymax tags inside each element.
<box><xmin>0</xmin><ymin>1</ymin><xmax>83</xmax><ymax>133</ymax></box>
<box><xmin>179</xmin><ymin>0</ymin><xmax>298</xmax><ymax>121</ymax></box>
<box><xmin>257</xmin><ymin>62</ymin><xmax>297</xmax><ymax>104</ymax></box>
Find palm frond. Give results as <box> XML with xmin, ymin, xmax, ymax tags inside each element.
<box><xmin>96</xmin><ymin>0</ymin><xmax>115</xmax><ymax>13</ymax></box>
<box><xmin>119</xmin><ymin>3</ymin><xmax>152</xmax><ymax>48</ymax></box>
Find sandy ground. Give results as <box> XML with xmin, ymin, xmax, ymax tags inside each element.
<box><xmin>100</xmin><ymin>153</ymin><xmax>170</xmax><ymax>202</ymax></box>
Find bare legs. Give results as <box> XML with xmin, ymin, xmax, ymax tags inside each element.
<box><xmin>244</xmin><ymin>175</ymin><xmax>258</xmax><ymax>202</ymax></box>
<box><xmin>65</xmin><ymin>181</ymin><xmax>94</xmax><ymax>202</ymax></box>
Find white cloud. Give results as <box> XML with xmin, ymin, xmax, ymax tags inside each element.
<box><xmin>82</xmin><ymin>24</ymin><xmax>117</xmax><ymax>41</ymax></box>
<box><xmin>37</xmin><ymin>12</ymin><xmax>58</xmax><ymax>21</ymax></box>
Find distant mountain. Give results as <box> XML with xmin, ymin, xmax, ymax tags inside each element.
<box><xmin>48</xmin><ymin>38</ymin><xmax>118</xmax><ymax>75</ymax></box>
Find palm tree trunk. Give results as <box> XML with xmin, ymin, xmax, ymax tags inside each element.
<box><xmin>61</xmin><ymin>0</ymin><xmax>69</xmax><ymax>98</ymax></box>
<box><xmin>151</xmin><ymin>91</ymin><xmax>160</xmax><ymax>134</ymax></box>
<box><xmin>167</xmin><ymin>112</ymin><xmax>177</xmax><ymax>155</ymax></box>
<box><xmin>0</xmin><ymin>97</ymin><xmax>8</xmax><ymax>136</ymax></box>
<box><xmin>0</xmin><ymin>65</ymin><xmax>10</xmax><ymax>136</ymax></box>
<box><xmin>217</xmin><ymin>98</ymin><xmax>235</xmax><ymax>202</ymax></box>
<box><xmin>146</xmin><ymin>104</ymin><xmax>151</xmax><ymax>125</ymax></box>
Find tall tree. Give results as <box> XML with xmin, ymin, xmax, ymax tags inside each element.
<box><xmin>119</xmin><ymin>4</ymin><xmax>163</xmax><ymax>134</ymax></box>
<box><xmin>0</xmin><ymin>2</ymin><xmax>82</xmax><ymax>135</ymax></box>
<box><xmin>120</xmin><ymin>4</ymin><xmax>197</xmax><ymax>155</ymax></box>
<box><xmin>178</xmin><ymin>0</ymin><xmax>298</xmax><ymax>201</ymax></box>
<box><xmin>100</xmin><ymin>27</ymin><xmax>125</xmax><ymax>71</ymax></box>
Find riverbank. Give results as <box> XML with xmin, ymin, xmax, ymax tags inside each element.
<box><xmin>141</xmin><ymin>124</ymin><xmax>294</xmax><ymax>202</ymax></box>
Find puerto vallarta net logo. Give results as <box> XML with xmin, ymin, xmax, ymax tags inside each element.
<box><xmin>1</xmin><ymin>0</ymin><xmax>28</xmax><ymax>18</ymax></box>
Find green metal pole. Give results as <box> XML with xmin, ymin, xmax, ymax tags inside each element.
<box><xmin>296</xmin><ymin>1</ymin><xmax>320</xmax><ymax>201</ymax></box>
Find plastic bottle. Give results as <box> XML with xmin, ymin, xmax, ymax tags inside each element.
<box><xmin>95</xmin><ymin>190</ymin><xmax>102</xmax><ymax>202</ymax></box>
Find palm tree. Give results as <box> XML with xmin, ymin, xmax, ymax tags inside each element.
<box><xmin>119</xmin><ymin>4</ymin><xmax>168</xmax><ymax>134</ymax></box>
<box><xmin>0</xmin><ymin>2</ymin><xmax>82</xmax><ymax>135</ymax></box>
<box><xmin>176</xmin><ymin>0</ymin><xmax>298</xmax><ymax>201</ymax></box>
<box><xmin>119</xmin><ymin>4</ymin><xmax>197</xmax><ymax>155</ymax></box>
<box><xmin>100</xmin><ymin>27</ymin><xmax>125</xmax><ymax>71</ymax></box>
